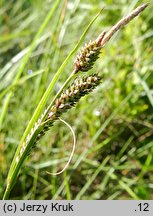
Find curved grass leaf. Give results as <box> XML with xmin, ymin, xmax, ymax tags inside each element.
<box><xmin>3</xmin><ymin>9</ymin><xmax>103</xmax><ymax>200</ymax></box>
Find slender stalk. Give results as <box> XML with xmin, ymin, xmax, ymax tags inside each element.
<box><xmin>97</xmin><ymin>3</ymin><xmax>148</xmax><ymax>46</ymax></box>
<box><xmin>3</xmin><ymin>126</ymin><xmax>43</xmax><ymax>200</ymax></box>
<box><xmin>3</xmin><ymin>10</ymin><xmax>101</xmax><ymax>200</ymax></box>
<box><xmin>42</xmin><ymin>70</ymin><xmax>76</xmax><ymax>121</ymax></box>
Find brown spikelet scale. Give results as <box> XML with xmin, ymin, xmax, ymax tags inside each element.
<box><xmin>74</xmin><ymin>32</ymin><xmax>106</xmax><ymax>73</ymax></box>
<box><xmin>48</xmin><ymin>74</ymin><xmax>102</xmax><ymax>120</ymax></box>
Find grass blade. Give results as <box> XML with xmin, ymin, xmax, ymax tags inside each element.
<box><xmin>3</xmin><ymin>9</ymin><xmax>102</xmax><ymax>200</ymax></box>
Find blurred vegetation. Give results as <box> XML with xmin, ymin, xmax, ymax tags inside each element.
<box><xmin>0</xmin><ymin>0</ymin><xmax>153</xmax><ymax>199</ymax></box>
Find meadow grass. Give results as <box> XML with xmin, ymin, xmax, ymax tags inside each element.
<box><xmin>0</xmin><ymin>0</ymin><xmax>153</xmax><ymax>199</ymax></box>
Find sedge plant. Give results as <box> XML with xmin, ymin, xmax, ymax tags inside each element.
<box><xmin>3</xmin><ymin>3</ymin><xmax>148</xmax><ymax>199</ymax></box>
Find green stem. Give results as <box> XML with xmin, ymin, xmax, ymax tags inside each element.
<box><xmin>3</xmin><ymin>71</ymin><xmax>75</xmax><ymax>200</ymax></box>
<box><xmin>3</xmin><ymin>9</ymin><xmax>101</xmax><ymax>199</ymax></box>
<box><xmin>3</xmin><ymin>126</ymin><xmax>43</xmax><ymax>200</ymax></box>
<box><xmin>42</xmin><ymin>70</ymin><xmax>76</xmax><ymax>121</ymax></box>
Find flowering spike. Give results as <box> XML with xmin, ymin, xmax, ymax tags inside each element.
<box><xmin>28</xmin><ymin>74</ymin><xmax>102</xmax><ymax>146</ymax></box>
<box><xmin>74</xmin><ymin>32</ymin><xmax>106</xmax><ymax>73</ymax></box>
<box><xmin>48</xmin><ymin>74</ymin><xmax>102</xmax><ymax>121</ymax></box>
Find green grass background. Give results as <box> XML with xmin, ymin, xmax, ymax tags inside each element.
<box><xmin>0</xmin><ymin>0</ymin><xmax>153</xmax><ymax>199</ymax></box>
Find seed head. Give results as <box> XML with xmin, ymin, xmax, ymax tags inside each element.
<box><xmin>48</xmin><ymin>74</ymin><xmax>102</xmax><ymax>121</ymax></box>
<box><xmin>30</xmin><ymin>74</ymin><xmax>102</xmax><ymax>145</ymax></box>
<box><xmin>74</xmin><ymin>32</ymin><xmax>106</xmax><ymax>73</ymax></box>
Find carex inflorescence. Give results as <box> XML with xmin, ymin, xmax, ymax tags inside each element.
<box><xmin>26</xmin><ymin>3</ymin><xmax>149</xmax><ymax>149</ymax></box>
<box><xmin>35</xmin><ymin>74</ymin><xmax>102</xmax><ymax>143</ymax></box>
<box><xmin>74</xmin><ymin>32</ymin><xmax>106</xmax><ymax>73</ymax></box>
<box><xmin>48</xmin><ymin>74</ymin><xmax>102</xmax><ymax>120</ymax></box>
<box><xmin>4</xmin><ymin>3</ymin><xmax>149</xmax><ymax>200</ymax></box>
